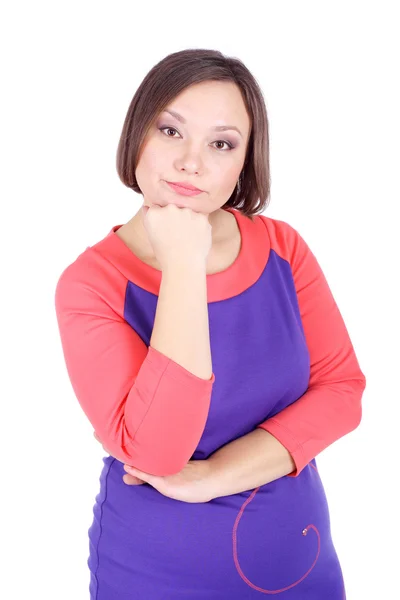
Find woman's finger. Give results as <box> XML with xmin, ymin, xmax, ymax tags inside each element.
<box><xmin>122</xmin><ymin>473</ymin><xmax>145</xmax><ymax>485</ymax></box>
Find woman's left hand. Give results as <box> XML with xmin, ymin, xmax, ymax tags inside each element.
<box><xmin>123</xmin><ymin>460</ymin><xmax>212</xmax><ymax>503</ymax></box>
<box><xmin>93</xmin><ymin>431</ymin><xmax>213</xmax><ymax>503</ymax></box>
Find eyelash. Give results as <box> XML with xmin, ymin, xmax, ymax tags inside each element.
<box><xmin>158</xmin><ymin>126</ymin><xmax>235</xmax><ymax>151</ymax></box>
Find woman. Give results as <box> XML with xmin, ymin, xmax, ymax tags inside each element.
<box><xmin>54</xmin><ymin>48</ymin><xmax>366</xmax><ymax>599</ymax></box>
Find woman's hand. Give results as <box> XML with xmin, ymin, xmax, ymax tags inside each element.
<box><xmin>93</xmin><ymin>431</ymin><xmax>213</xmax><ymax>503</ymax></box>
<box><xmin>141</xmin><ymin>203</ymin><xmax>212</xmax><ymax>270</ymax></box>
<box><xmin>122</xmin><ymin>460</ymin><xmax>212</xmax><ymax>504</ymax></box>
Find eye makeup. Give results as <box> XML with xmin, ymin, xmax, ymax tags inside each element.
<box><xmin>157</xmin><ymin>124</ymin><xmax>237</xmax><ymax>151</ymax></box>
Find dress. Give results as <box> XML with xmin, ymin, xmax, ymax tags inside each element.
<box><xmin>54</xmin><ymin>207</ymin><xmax>366</xmax><ymax>599</ymax></box>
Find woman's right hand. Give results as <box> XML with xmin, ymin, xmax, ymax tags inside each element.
<box><xmin>141</xmin><ymin>203</ymin><xmax>212</xmax><ymax>270</ymax></box>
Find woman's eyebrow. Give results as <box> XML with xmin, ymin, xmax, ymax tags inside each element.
<box><xmin>163</xmin><ymin>109</ymin><xmax>243</xmax><ymax>138</ymax></box>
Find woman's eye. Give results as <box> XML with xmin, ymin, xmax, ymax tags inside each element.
<box><xmin>160</xmin><ymin>126</ymin><xmax>178</xmax><ymax>138</ymax></box>
<box><xmin>158</xmin><ymin>126</ymin><xmax>233</xmax><ymax>151</ymax></box>
<box><xmin>213</xmin><ymin>140</ymin><xmax>232</xmax><ymax>151</ymax></box>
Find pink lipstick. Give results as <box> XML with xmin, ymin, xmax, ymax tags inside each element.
<box><xmin>166</xmin><ymin>181</ymin><xmax>204</xmax><ymax>196</ymax></box>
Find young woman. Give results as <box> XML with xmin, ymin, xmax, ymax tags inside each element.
<box><xmin>55</xmin><ymin>48</ymin><xmax>366</xmax><ymax>599</ymax></box>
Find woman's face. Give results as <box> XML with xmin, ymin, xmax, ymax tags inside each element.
<box><xmin>135</xmin><ymin>80</ymin><xmax>251</xmax><ymax>216</ymax></box>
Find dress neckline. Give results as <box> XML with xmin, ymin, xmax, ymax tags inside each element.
<box><xmin>95</xmin><ymin>207</ymin><xmax>270</xmax><ymax>302</ymax></box>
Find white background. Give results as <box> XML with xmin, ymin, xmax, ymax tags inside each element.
<box><xmin>1</xmin><ymin>1</ymin><xmax>398</xmax><ymax>598</ymax></box>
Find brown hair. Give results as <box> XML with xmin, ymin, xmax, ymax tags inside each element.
<box><xmin>116</xmin><ymin>48</ymin><xmax>271</xmax><ymax>220</ymax></box>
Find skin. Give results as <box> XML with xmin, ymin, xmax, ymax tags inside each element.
<box><xmin>120</xmin><ymin>79</ymin><xmax>252</xmax><ymax>262</ymax></box>
<box><xmin>93</xmin><ymin>431</ymin><xmax>214</xmax><ymax>503</ymax></box>
<box><xmin>94</xmin><ymin>81</ymin><xmax>252</xmax><ymax>501</ymax></box>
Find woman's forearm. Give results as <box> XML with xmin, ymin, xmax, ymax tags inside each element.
<box><xmin>206</xmin><ymin>429</ymin><xmax>296</xmax><ymax>499</ymax></box>
<box><xmin>150</xmin><ymin>262</ymin><xmax>213</xmax><ymax>381</ymax></box>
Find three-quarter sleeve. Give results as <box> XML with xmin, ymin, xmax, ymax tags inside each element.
<box><xmin>257</xmin><ymin>222</ymin><xmax>366</xmax><ymax>476</ymax></box>
<box><xmin>54</xmin><ymin>257</ymin><xmax>215</xmax><ymax>476</ymax></box>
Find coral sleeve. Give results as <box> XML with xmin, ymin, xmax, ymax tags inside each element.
<box><xmin>54</xmin><ymin>257</ymin><xmax>215</xmax><ymax>476</ymax></box>
<box><xmin>257</xmin><ymin>222</ymin><xmax>366</xmax><ymax>476</ymax></box>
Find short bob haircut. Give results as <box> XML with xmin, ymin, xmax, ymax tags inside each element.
<box><xmin>116</xmin><ymin>48</ymin><xmax>271</xmax><ymax>220</ymax></box>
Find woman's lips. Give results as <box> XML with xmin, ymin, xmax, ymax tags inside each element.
<box><xmin>166</xmin><ymin>181</ymin><xmax>203</xmax><ymax>196</ymax></box>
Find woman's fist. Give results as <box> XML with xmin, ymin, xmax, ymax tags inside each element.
<box><xmin>141</xmin><ymin>203</ymin><xmax>212</xmax><ymax>270</ymax></box>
